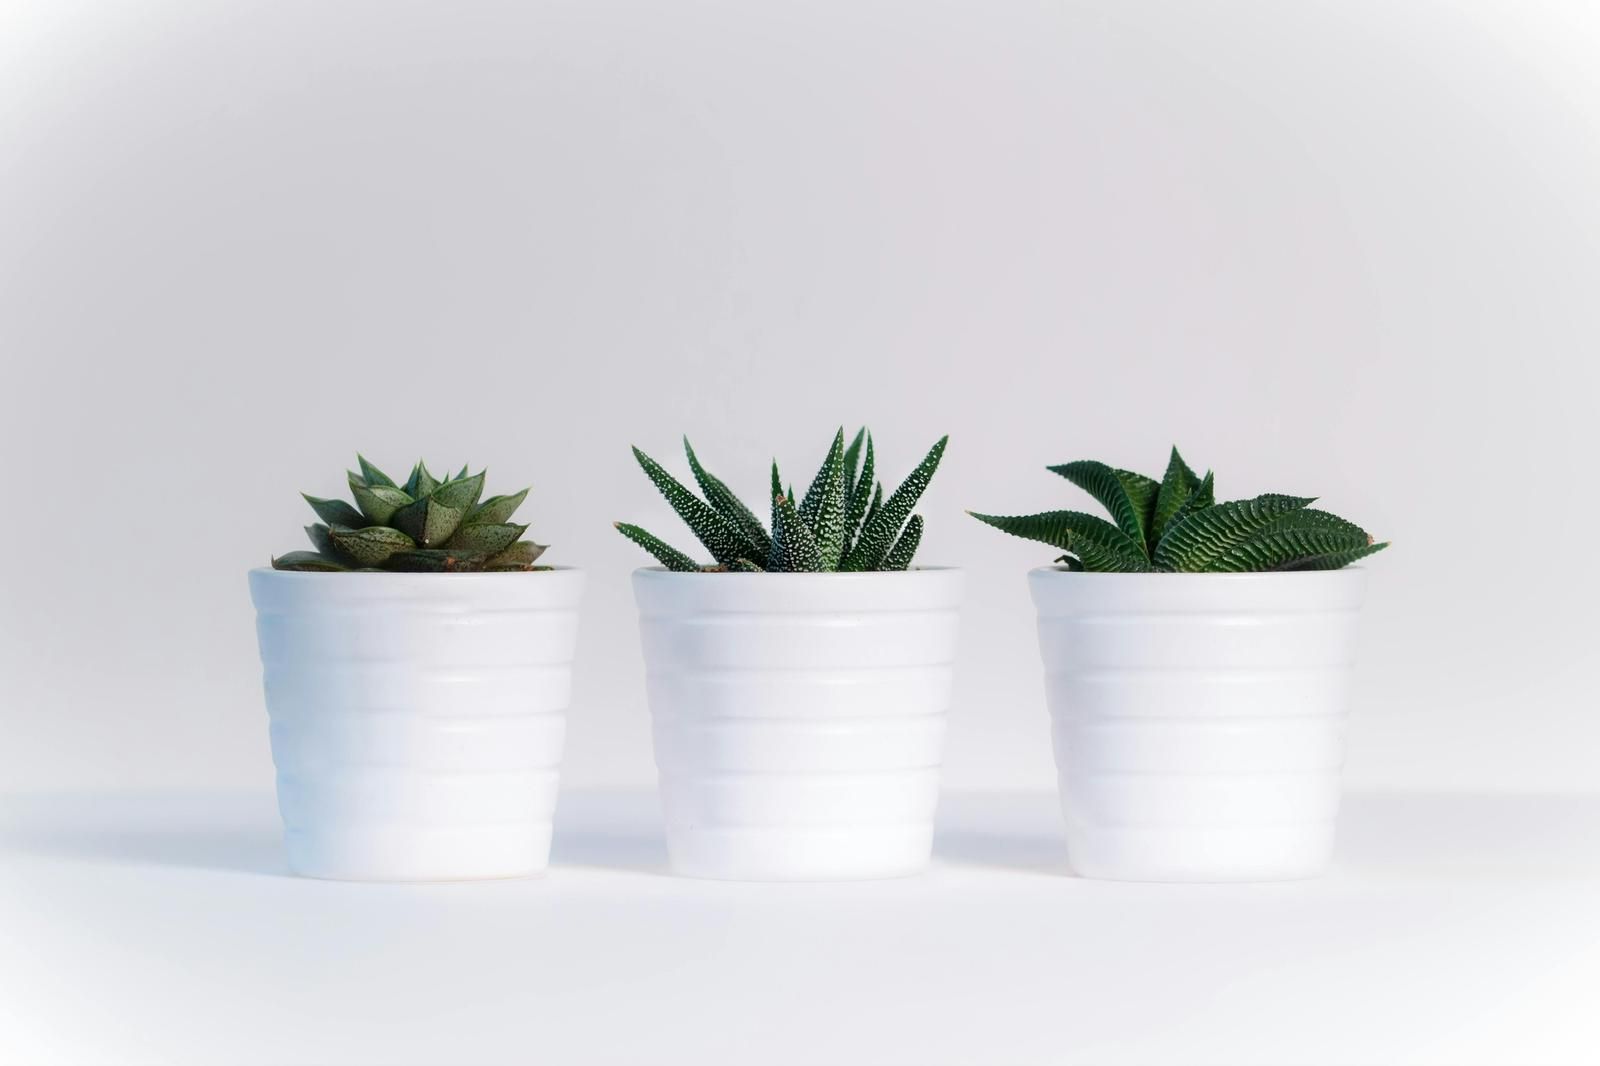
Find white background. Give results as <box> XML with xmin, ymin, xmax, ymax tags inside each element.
<box><xmin>5</xmin><ymin>0</ymin><xmax>1597</xmax><ymax>799</ymax></box>
<box><xmin>5</xmin><ymin>3</ymin><xmax>1599</xmax><ymax>1064</ymax></box>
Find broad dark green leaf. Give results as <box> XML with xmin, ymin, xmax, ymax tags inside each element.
<box><xmin>483</xmin><ymin>540</ymin><xmax>548</xmax><ymax>570</ymax></box>
<box><xmin>385</xmin><ymin>548</ymin><xmax>488</xmax><ymax>572</ymax></box>
<box><xmin>1151</xmin><ymin>447</ymin><xmax>1203</xmax><ymax>547</ymax></box>
<box><xmin>1153</xmin><ymin>494</ymin><xmax>1314</xmax><ymax>572</ymax></box>
<box><xmin>302</xmin><ymin>493</ymin><xmax>367</xmax><ymax>528</ymax></box>
<box><xmin>432</xmin><ymin>471</ymin><xmax>485</xmax><ymax>513</ymax></box>
<box><xmin>357</xmin><ymin>454</ymin><xmax>397</xmax><ymax>488</ymax></box>
<box><xmin>305</xmin><ymin>523</ymin><xmax>338</xmax><ymax>557</ymax></box>
<box><xmin>445</xmin><ymin>522</ymin><xmax>527</xmax><ymax>556</ymax></box>
<box><xmin>348</xmin><ymin>478</ymin><xmax>413</xmax><ymax>526</ymax></box>
<box><xmin>271</xmin><ymin>551</ymin><xmax>348</xmax><ymax>572</ymax></box>
<box><xmin>1047</xmin><ymin>460</ymin><xmax>1157</xmax><ymax>556</ymax></box>
<box><xmin>404</xmin><ymin>461</ymin><xmax>439</xmax><ymax>498</ymax></box>
<box><xmin>328</xmin><ymin>524</ymin><xmax>415</xmax><ymax>566</ymax></box>
<box><xmin>968</xmin><ymin>509</ymin><xmax>1150</xmax><ymax>571</ymax></box>
<box><xmin>389</xmin><ymin>496</ymin><xmax>465</xmax><ymax>548</ymax></box>
<box><xmin>471</xmin><ymin>489</ymin><xmax>530</xmax><ymax>526</ymax></box>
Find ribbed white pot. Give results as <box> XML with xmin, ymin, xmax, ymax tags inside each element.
<box><xmin>1030</xmin><ymin>566</ymin><xmax>1368</xmax><ymax>882</ymax></box>
<box><xmin>248</xmin><ymin>567</ymin><xmax>585</xmax><ymax>881</ymax></box>
<box><xmin>633</xmin><ymin>567</ymin><xmax>964</xmax><ymax>881</ymax></box>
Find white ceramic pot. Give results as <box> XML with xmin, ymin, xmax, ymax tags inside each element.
<box><xmin>248</xmin><ymin>567</ymin><xmax>585</xmax><ymax>881</ymax></box>
<box><xmin>1029</xmin><ymin>567</ymin><xmax>1368</xmax><ymax>882</ymax></box>
<box><xmin>633</xmin><ymin>567</ymin><xmax>964</xmax><ymax>881</ymax></box>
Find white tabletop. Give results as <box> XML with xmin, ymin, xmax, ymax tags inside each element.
<box><xmin>3</xmin><ymin>788</ymin><xmax>1596</xmax><ymax>1065</ymax></box>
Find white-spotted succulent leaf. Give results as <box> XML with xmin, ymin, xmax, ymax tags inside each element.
<box><xmin>684</xmin><ymin>438</ymin><xmax>771</xmax><ymax>560</ymax></box>
<box><xmin>798</xmin><ymin>428</ymin><xmax>848</xmax><ymax>568</ymax></box>
<box><xmin>616</xmin><ymin>429</ymin><xmax>946</xmax><ymax>572</ymax></box>
<box><xmin>614</xmin><ymin>522</ymin><xmax>700</xmax><ymax>572</ymax></box>
<box><xmin>272</xmin><ymin>457</ymin><xmax>547</xmax><ymax>572</ymax></box>
<box><xmin>972</xmin><ymin>447</ymin><xmax>1387</xmax><ymax>572</ymax></box>
<box><xmin>630</xmin><ymin>446</ymin><xmax>749</xmax><ymax>566</ymax></box>
<box><xmin>839</xmin><ymin>435</ymin><xmax>948</xmax><ymax>571</ymax></box>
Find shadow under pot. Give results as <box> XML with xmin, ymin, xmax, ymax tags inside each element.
<box><xmin>632</xmin><ymin>567</ymin><xmax>965</xmax><ymax>881</ymax></box>
<box><xmin>248</xmin><ymin>567</ymin><xmax>585</xmax><ymax>881</ymax></box>
<box><xmin>1029</xmin><ymin>566</ymin><xmax>1369</xmax><ymax>882</ymax></box>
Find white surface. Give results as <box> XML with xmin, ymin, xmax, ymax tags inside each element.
<box><xmin>635</xmin><ymin>567</ymin><xmax>962</xmax><ymax>880</ymax></box>
<box><xmin>250</xmin><ymin>568</ymin><xmax>585</xmax><ymax>880</ymax></box>
<box><xmin>4</xmin><ymin>789</ymin><xmax>1597</xmax><ymax>1066</ymax></box>
<box><xmin>4</xmin><ymin>0</ymin><xmax>1600</xmax><ymax>801</ymax></box>
<box><xmin>1032</xmin><ymin>568</ymin><xmax>1365</xmax><ymax>881</ymax></box>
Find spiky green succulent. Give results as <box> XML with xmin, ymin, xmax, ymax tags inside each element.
<box><xmin>970</xmin><ymin>446</ymin><xmax>1388</xmax><ymax>572</ymax></box>
<box><xmin>272</xmin><ymin>455</ymin><xmax>548</xmax><ymax>573</ymax></box>
<box><xmin>616</xmin><ymin>429</ymin><xmax>947</xmax><ymax>573</ymax></box>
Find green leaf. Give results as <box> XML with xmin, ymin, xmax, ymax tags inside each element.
<box><xmin>328</xmin><ymin>524</ymin><xmax>416</xmax><ymax>566</ymax></box>
<box><xmin>1047</xmin><ymin>460</ymin><xmax>1157</xmax><ymax>556</ymax></box>
<box><xmin>1151</xmin><ymin>448</ymin><xmax>1203</xmax><ymax>547</ymax></box>
<box><xmin>798</xmin><ymin>428</ymin><xmax>848</xmax><ymax>569</ymax></box>
<box><xmin>404</xmin><ymin>461</ymin><xmax>439</xmax><ymax>498</ymax></box>
<box><xmin>455</xmin><ymin>464</ymin><xmax>469</xmax><ymax>480</ymax></box>
<box><xmin>305</xmin><ymin>523</ymin><xmax>338</xmax><ymax>557</ymax></box>
<box><xmin>357</xmin><ymin>454</ymin><xmax>397</xmax><ymax>488</ymax></box>
<box><xmin>389</xmin><ymin>495</ymin><xmax>466</xmax><ymax>548</ymax></box>
<box><xmin>1211</xmin><ymin>509</ymin><xmax>1381</xmax><ymax>572</ymax></box>
<box><xmin>632</xmin><ymin>446</ymin><xmax>748</xmax><ymax>566</ymax></box>
<box><xmin>271</xmin><ymin>550</ymin><xmax>348</xmax><ymax>572</ymax></box>
<box><xmin>614</xmin><ymin>522</ymin><xmax>701</xmax><ymax>572</ymax></box>
<box><xmin>883</xmin><ymin>514</ymin><xmax>924</xmax><ymax>571</ymax></box>
<box><xmin>470</xmin><ymin>488</ymin><xmax>529</xmax><ymax>526</ymax></box>
<box><xmin>839</xmin><ymin>435</ymin><xmax>948</xmax><ymax>571</ymax></box>
<box><xmin>432</xmin><ymin>471</ymin><xmax>485</xmax><ymax>513</ymax></box>
<box><xmin>302</xmin><ymin>493</ymin><xmax>367</xmax><ymax>528</ymax></box>
<box><xmin>348</xmin><ymin>478</ymin><xmax>413</xmax><ymax>526</ymax></box>
<box><xmin>727</xmin><ymin>558</ymin><xmax>765</xmax><ymax>572</ymax></box>
<box><xmin>385</xmin><ymin>548</ymin><xmax>488</xmax><ymax>572</ymax></box>
<box><xmin>769</xmin><ymin>460</ymin><xmax>783</xmax><ymax>545</ymax></box>
<box><xmin>445</xmin><ymin>522</ymin><xmax>527</xmax><ymax>556</ymax></box>
<box><xmin>841</xmin><ymin>434</ymin><xmax>876</xmax><ymax>560</ymax></box>
<box><xmin>684</xmin><ymin>438</ymin><xmax>770</xmax><ymax>559</ymax></box>
<box><xmin>484</xmin><ymin>540</ymin><xmax>548</xmax><ymax>570</ymax></box>
<box><xmin>1276</xmin><ymin>540</ymin><xmax>1389</xmax><ymax>571</ymax></box>
<box><xmin>841</xmin><ymin>428</ymin><xmax>866</xmax><ymax>492</ymax></box>
<box><xmin>1166</xmin><ymin>470</ymin><xmax>1216</xmax><ymax>532</ymax></box>
<box><xmin>768</xmin><ymin>494</ymin><xmax>823</xmax><ymax>572</ymax></box>
<box><xmin>968</xmin><ymin>509</ymin><xmax>1151</xmax><ymax>571</ymax></box>
<box><xmin>1153</xmin><ymin>494</ymin><xmax>1315</xmax><ymax>572</ymax></box>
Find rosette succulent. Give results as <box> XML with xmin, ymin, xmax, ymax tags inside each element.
<box><xmin>272</xmin><ymin>455</ymin><xmax>548</xmax><ymax>572</ymax></box>
<box><xmin>970</xmin><ymin>446</ymin><xmax>1387</xmax><ymax>572</ymax></box>
<box><xmin>616</xmin><ymin>428</ymin><xmax>946</xmax><ymax>572</ymax></box>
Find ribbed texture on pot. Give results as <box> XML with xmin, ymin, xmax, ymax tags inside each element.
<box><xmin>1029</xmin><ymin>567</ymin><xmax>1367</xmax><ymax>882</ymax></box>
<box><xmin>248</xmin><ymin>568</ymin><xmax>585</xmax><ymax>881</ymax></box>
<box><xmin>633</xmin><ymin>567</ymin><xmax>964</xmax><ymax>881</ymax></box>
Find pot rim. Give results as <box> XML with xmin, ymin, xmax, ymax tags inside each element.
<box><xmin>249</xmin><ymin>564</ymin><xmax>582</xmax><ymax>579</ymax></box>
<box><xmin>1027</xmin><ymin>565</ymin><xmax>1370</xmax><ymax>581</ymax></box>
<box><xmin>632</xmin><ymin>565</ymin><xmax>961</xmax><ymax>578</ymax></box>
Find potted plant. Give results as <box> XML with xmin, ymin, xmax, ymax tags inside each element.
<box><xmin>248</xmin><ymin>456</ymin><xmax>584</xmax><ymax>881</ymax></box>
<box><xmin>616</xmin><ymin>429</ymin><xmax>961</xmax><ymax>881</ymax></box>
<box><xmin>971</xmin><ymin>448</ymin><xmax>1387</xmax><ymax>882</ymax></box>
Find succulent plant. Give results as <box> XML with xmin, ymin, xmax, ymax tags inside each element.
<box><xmin>970</xmin><ymin>446</ymin><xmax>1387</xmax><ymax>572</ymax></box>
<box><xmin>616</xmin><ymin>429</ymin><xmax>947</xmax><ymax>572</ymax></box>
<box><xmin>272</xmin><ymin>455</ymin><xmax>548</xmax><ymax>572</ymax></box>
